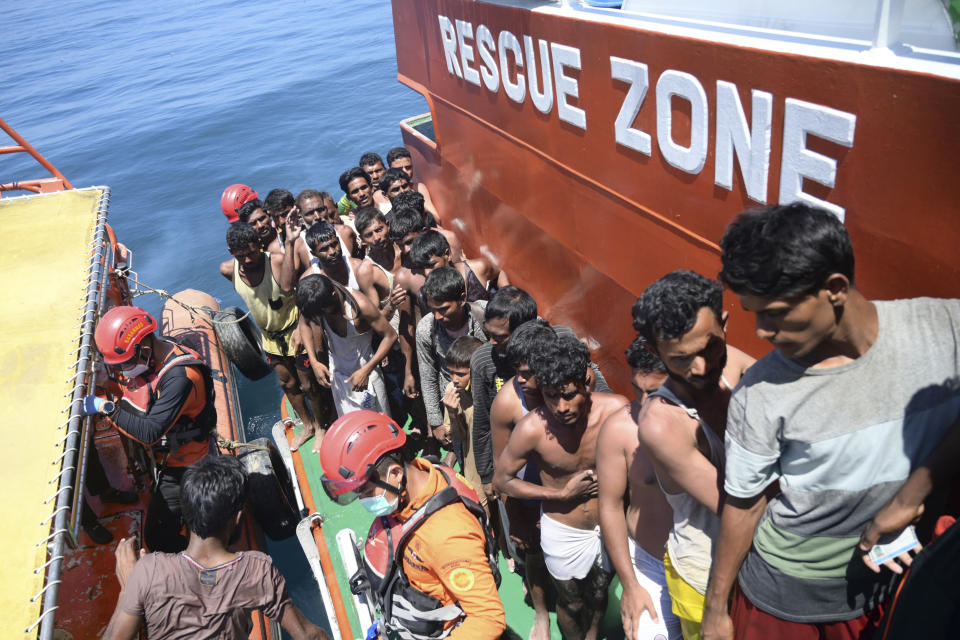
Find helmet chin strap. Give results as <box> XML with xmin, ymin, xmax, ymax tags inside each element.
<box><xmin>370</xmin><ymin>465</ymin><xmax>408</xmax><ymax>503</ymax></box>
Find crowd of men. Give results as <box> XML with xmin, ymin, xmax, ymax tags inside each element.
<box><xmin>90</xmin><ymin>145</ymin><xmax>959</xmax><ymax>640</ymax></box>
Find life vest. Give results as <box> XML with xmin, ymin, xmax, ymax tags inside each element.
<box><xmin>116</xmin><ymin>342</ymin><xmax>217</xmax><ymax>461</ymax></box>
<box><xmin>360</xmin><ymin>465</ymin><xmax>501</xmax><ymax>640</ymax></box>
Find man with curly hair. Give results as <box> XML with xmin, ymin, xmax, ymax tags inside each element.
<box><xmin>494</xmin><ymin>334</ymin><xmax>628</xmax><ymax>640</ymax></box>
<box><xmin>632</xmin><ymin>270</ymin><xmax>754</xmax><ymax>640</ymax></box>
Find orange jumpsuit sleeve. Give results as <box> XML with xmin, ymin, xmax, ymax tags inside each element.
<box><xmin>421</xmin><ymin>509</ymin><xmax>505</xmax><ymax>640</ymax></box>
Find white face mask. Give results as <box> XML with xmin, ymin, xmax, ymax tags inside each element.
<box><xmin>359</xmin><ymin>466</ymin><xmax>402</xmax><ymax>516</ymax></box>
<box><xmin>360</xmin><ymin>490</ymin><xmax>399</xmax><ymax>516</ymax></box>
<box><xmin>121</xmin><ymin>363</ymin><xmax>150</xmax><ymax>379</ymax></box>
<box><xmin>119</xmin><ymin>344</ymin><xmax>152</xmax><ymax>380</ymax></box>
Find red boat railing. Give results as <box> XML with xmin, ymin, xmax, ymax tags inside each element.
<box><xmin>0</xmin><ymin>116</ymin><xmax>73</xmax><ymax>194</ymax></box>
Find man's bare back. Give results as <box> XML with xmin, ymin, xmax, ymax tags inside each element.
<box><xmin>490</xmin><ymin>376</ymin><xmax>539</xmax><ymax>461</ymax></box>
<box><xmin>600</xmin><ymin>402</ymin><xmax>673</xmax><ymax>554</ymax></box>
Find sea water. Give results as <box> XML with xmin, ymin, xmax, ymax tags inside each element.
<box><xmin>5</xmin><ymin>1</ymin><xmax>427</xmax><ymax>634</ymax></box>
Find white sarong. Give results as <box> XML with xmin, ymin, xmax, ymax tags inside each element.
<box><xmin>539</xmin><ymin>512</ymin><xmax>611</xmax><ymax>581</ymax></box>
<box><xmin>628</xmin><ymin>536</ymin><xmax>683</xmax><ymax>640</ymax></box>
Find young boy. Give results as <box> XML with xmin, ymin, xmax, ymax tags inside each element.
<box><xmin>440</xmin><ymin>335</ymin><xmax>487</xmax><ymax>511</ymax></box>
<box><xmin>104</xmin><ymin>456</ymin><xmax>327</xmax><ymax>640</ymax></box>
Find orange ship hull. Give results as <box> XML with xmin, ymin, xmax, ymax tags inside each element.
<box><xmin>392</xmin><ymin>0</ymin><xmax>960</xmax><ymax>384</ymax></box>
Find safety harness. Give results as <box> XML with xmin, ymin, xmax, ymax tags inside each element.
<box><xmin>115</xmin><ymin>342</ymin><xmax>217</xmax><ymax>462</ymax></box>
<box><xmin>359</xmin><ymin>465</ymin><xmax>501</xmax><ymax>640</ymax></box>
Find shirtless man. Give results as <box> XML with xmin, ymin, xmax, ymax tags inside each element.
<box><xmin>354</xmin><ymin>207</ymin><xmax>419</xmax><ymax>412</ymax></box>
<box><xmin>631</xmin><ymin>270</ymin><xmax>754</xmax><ymax>640</ymax></box>
<box><xmin>495</xmin><ymin>335</ymin><xmax>627</xmax><ymax>640</ymax></box>
<box><xmin>294</xmin><ymin>190</ymin><xmax>360</xmax><ymax>271</ymax></box>
<box><xmin>489</xmin><ymin>320</ymin><xmax>557</xmax><ymax>640</ymax></box>
<box><xmin>359</xmin><ymin>152</ymin><xmax>392</xmax><ymax>212</ymax></box>
<box><xmin>387</xmin><ymin>146</ymin><xmax>440</xmax><ymax>220</ymax></box>
<box><xmin>410</xmin><ymin>229</ymin><xmax>508</xmax><ymax>303</ymax></box>
<box><xmin>391</xmin><ymin>190</ymin><xmax>463</xmax><ymax>261</ymax></box>
<box><xmin>238</xmin><ymin>199</ymin><xmax>282</xmax><ymax>254</ymax></box>
<box><xmin>597</xmin><ymin>338</ymin><xmax>680</xmax><ymax>640</ymax></box>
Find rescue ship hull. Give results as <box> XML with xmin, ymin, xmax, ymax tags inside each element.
<box><xmin>391</xmin><ymin>0</ymin><xmax>960</xmax><ymax>382</ymax></box>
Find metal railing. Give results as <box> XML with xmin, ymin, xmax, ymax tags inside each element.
<box><xmin>27</xmin><ymin>187</ymin><xmax>111</xmax><ymax>639</ymax></box>
<box><xmin>0</xmin><ymin>117</ymin><xmax>73</xmax><ymax>194</ymax></box>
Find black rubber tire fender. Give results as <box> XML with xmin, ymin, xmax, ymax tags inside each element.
<box><xmin>236</xmin><ymin>437</ymin><xmax>302</xmax><ymax>540</ymax></box>
<box><xmin>212</xmin><ymin>306</ymin><xmax>272</xmax><ymax>380</ymax></box>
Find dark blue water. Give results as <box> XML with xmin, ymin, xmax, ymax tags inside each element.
<box><xmin>5</xmin><ymin>0</ymin><xmax>427</xmax><ymax>633</ymax></box>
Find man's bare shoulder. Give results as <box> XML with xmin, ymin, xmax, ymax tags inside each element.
<box><xmin>491</xmin><ymin>378</ymin><xmax>521</xmax><ymax>417</ymax></box>
<box><xmin>351</xmin><ymin>288</ymin><xmax>378</xmax><ymax>316</ymax></box>
<box><xmin>219</xmin><ymin>258</ymin><xmax>234</xmax><ymax>279</ymax></box>
<box><xmin>598</xmin><ymin>402</ymin><xmax>639</xmax><ymax>452</ymax></box>
<box><xmin>725</xmin><ymin>344</ymin><xmax>757</xmax><ymax>383</ymax></box>
<box><xmin>357</xmin><ymin>259</ymin><xmax>385</xmax><ymax>285</ymax></box>
<box><xmin>514</xmin><ymin>407</ymin><xmax>549</xmax><ymax>437</ymax></box>
<box><xmin>349</xmin><ymin>257</ymin><xmax>367</xmax><ymax>278</ymax></box>
<box><xmin>636</xmin><ymin>393</ymin><xmax>695</xmax><ymax>447</ymax></box>
<box><xmin>336</xmin><ymin>224</ymin><xmax>355</xmax><ymax>241</ymax></box>
<box><xmin>590</xmin><ymin>391</ymin><xmax>631</xmax><ymax>420</ymax></box>
<box><xmin>395</xmin><ymin>267</ymin><xmax>414</xmax><ymax>288</ymax></box>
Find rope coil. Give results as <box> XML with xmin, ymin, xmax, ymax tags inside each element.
<box><xmin>217</xmin><ymin>436</ymin><xmax>271</xmax><ymax>453</ymax></box>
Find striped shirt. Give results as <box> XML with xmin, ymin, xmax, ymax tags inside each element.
<box><xmin>725</xmin><ymin>298</ymin><xmax>960</xmax><ymax>622</ymax></box>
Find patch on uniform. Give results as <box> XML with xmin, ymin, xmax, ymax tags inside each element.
<box><xmin>448</xmin><ymin>567</ymin><xmax>475</xmax><ymax>592</ymax></box>
<box><xmin>198</xmin><ymin>569</ymin><xmax>219</xmax><ymax>586</ymax></box>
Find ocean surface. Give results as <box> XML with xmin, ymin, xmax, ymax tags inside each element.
<box><xmin>5</xmin><ymin>0</ymin><xmax>427</xmax><ymax>634</ymax></box>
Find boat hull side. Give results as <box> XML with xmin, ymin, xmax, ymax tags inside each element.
<box><xmin>394</xmin><ymin>0</ymin><xmax>960</xmax><ymax>380</ymax></box>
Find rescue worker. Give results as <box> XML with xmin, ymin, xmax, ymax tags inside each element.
<box><xmin>84</xmin><ymin>305</ymin><xmax>217</xmax><ymax>553</ymax></box>
<box><xmin>319</xmin><ymin>410</ymin><xmax>506</xmax><ymax>640</ymax></box>
<box><xmin>221</xmin><ymin>183</ymin><xmax>259</xmax><ymax>223</ymax></box>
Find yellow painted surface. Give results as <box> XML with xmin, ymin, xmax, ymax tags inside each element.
<box><xmin>0</xmin><ymin>188</ymin><xmax>101</xmax><ymax>634</ymax></box>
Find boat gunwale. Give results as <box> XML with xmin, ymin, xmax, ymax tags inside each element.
<box><xmin>463</xmin><ymin>0</ymin><xmax>960</xmax><ymax>79</ymax></box>
<box><xmin>29</xmin><ymin>186</ymin><xmax>112</xmax><ymax>640</ymax></box>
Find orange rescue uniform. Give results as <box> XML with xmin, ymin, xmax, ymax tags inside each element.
<box><xmin>395</xmin><ymin>458</ymin><xmax>505</xmax><ymax>639</ymax></box>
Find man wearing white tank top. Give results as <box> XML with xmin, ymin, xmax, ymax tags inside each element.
<box><xmin>631</xmin><ymin>271</ymin><xmax>754</xmax><ymax>640</ymax></box>
<box><xmin>302</xmin><ymin>223</ymin><xmax>365</xmax><ymax>292</ymax></box>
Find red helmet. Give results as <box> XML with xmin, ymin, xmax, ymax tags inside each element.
<box><xmin>319</xmin><ymin>410</ymin><xmax>407</xmax><ymax>505</ymax></box>
<box><xmin>95</xmin><ymin>306</ymin><xmax>158</xmax><ymax>365</ymax></box>
<box><xmin>221</xmin><ymin>184</ymin><xmax>259</xmax><ymax>222</ymax></box>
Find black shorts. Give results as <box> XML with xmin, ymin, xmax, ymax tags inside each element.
<box><xmin>265</xmin><ymin>351</ymin><xmax>312</xmax><ymax>372</ymax></box>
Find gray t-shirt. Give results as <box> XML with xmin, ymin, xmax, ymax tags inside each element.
<box><xmin>416</xmin><ymin>301</ymin><xmax>488</xmax><ymax>427</ymax></box>
<box><xmin>120</xmin><ymin>550</ymin><xmax>291</xmax><ymax>638</ymax></box>
<box><xmin>725</xmin><ymin>297</ymin><xmax>960</xmax><ymax>623</ymax></box>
